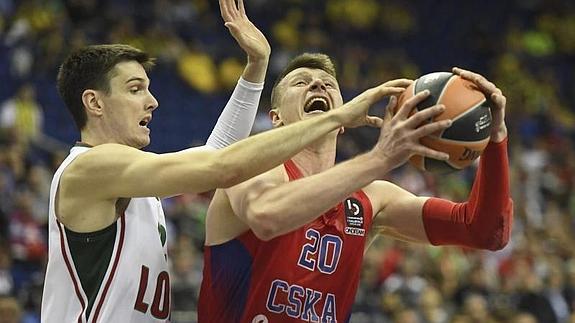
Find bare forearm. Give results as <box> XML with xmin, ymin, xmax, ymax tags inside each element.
<box><xmin>241</xmin><ymin>58</ymin><xmax>269</xmax><ymax>83</ymax></box>
<box><xmin>215</xmin><ymin>113</ymin><xmax>345</xmax><ymax>187</ymax></box>
<box><xmin>251</xmin><ymin>153</ymin><xmax>386</xmax><ymax>238</ymax></box>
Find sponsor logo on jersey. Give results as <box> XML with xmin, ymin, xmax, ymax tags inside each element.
<box><xmin>344</xmin><ymin>198</ymin><xmax>365</xmax><ymax>236</ymax></box>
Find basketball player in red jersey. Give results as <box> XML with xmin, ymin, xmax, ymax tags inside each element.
<box><xmin>200</xmin><ymin>30</ymin><xmax>512</xmax><ymax>323</ymax></box>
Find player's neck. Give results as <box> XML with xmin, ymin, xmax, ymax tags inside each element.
<box><xmin>81</xmin><ymin>125</ymin><xmax>119</xmax><ymax>147</ymax></box>
<box><xmin>292</xmin><ymin>140</ymin><xmax>336</xmax><ymax>176</ymax></box>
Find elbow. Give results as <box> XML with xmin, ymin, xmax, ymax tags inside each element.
<box><xmin>487</xmin><ymin>237</ymin><xmax>509</xmax><ymax>251</ymax></box>
<box><xmin>490</xmin><ymin>200</ymin><xmax>514</xmax><ymax>251</ymax></box>
<box><xmin>245</xmin><ymin>205</ymin><xmax>282</xmax><ymax>242</ymax></box>
<box><xmin>476</xmin><ymin>204</ymin><xmax>513</xmax><ymax>251</ymax></box>
<box><xmin>237</xmin><ymin>183</ymin><xmax>285</xmax><ymax>241</ymax></box>
<box><xmin>469</xmin><ymin>231</ymin><xmax>508</xmax><ymax>251</ymax></box>
<box><xmin>495</xmin><ymin>210</ymin><xmax>514</xmax><ymax>250</ymax></box>
<box><xmin>482</xmin><ymin>230</ymin><xmax>510</xmax><ymax>251</ymax></box>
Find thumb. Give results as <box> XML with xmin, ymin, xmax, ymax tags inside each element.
<box><xmin>366</xmin><ymin>116</ymin><xmax>383</xmax><ymax>128</ymax></box>
<box><xmin>224</xmin><ymin>22</ymin><xmax>242</xmax><ymax>38</ymax></box>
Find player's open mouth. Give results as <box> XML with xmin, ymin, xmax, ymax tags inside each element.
<box><xmin>304</xmin><ymin>96</ymin><xmax>330</xmax><ymax>113</ymax></box>
<box><xmin>139</xmin><ymin>115</ymin><xmax>152</xmax><ymax>128</ymax></box>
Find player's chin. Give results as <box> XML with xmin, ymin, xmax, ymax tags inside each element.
<box><xmin>133</xmin><ymin>135</ymin><xmax>151</xmax><ymax>149</ymax></box>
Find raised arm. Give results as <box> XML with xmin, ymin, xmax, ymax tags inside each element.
<box><xmin>64</xmin><ymin>80</ymin><xmax>407</xmax><ymax>200</ymax></box>
<box><xmin>369</xmin><ymin>68</ymin><xmax>513</xmax><ymax>250</ymax></box>
<box><xmin>219</xmin><ymin>0</ymin><xmax>270</xmax><ymax>83</ymax></box>
<box><xmin>205</xmin><ymin>0</ymin><xmax>271</xmax><ymax>149</ymax></box>
<box><xmin>224</xmin><ymin>90</ymin><xmax>452</xmax><ymax>241</ymax></box>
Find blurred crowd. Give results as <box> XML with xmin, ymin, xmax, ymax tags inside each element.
<box><xmin>1</xmin><ymin>0</ymin><xmax>575</xmax><ymax>322</ymax></box>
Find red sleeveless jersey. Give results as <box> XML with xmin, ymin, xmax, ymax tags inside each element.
<box><xmin>199</xmin><ymin>160</ymin><xmax>373</xmax><ymax>323</ymax></box>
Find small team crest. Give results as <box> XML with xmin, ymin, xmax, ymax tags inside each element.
<box><xmin>344</xmin><ymin>197</ymin><xmax>365</xmax><ymax>236</ymax></box>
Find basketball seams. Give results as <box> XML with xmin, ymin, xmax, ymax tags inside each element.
<box><xmin>436</xmin><ymin>77</ymin><xmax>485</xmax><ymax>121</ymax></box>
<box><xmin>436</xmin><ymin>74</ymin><xmax>455</xmax><ymax>104</ymax></box>
<box><xmin>420</xmin><ymin>136</ymin><xmax>490</xmax><ymax>171</ymax></box>
<box><xmin>432</xmin><ymin>75</ymin><xmax>455</xmax><ymax>138</ymax></box>
<box><xmin>429</xmin><ymin>99</ymin><xmax>488</xmax><ymax>140</ymax></box>
<box><xmin>434</xmin><ymin>137</ymin><xmax>491</xmax><ymax>146</ymax></box>
<box><xmin>442</xmin><ymin>98</ymin><xmax>487</xmax><ymax>125</ymax></box>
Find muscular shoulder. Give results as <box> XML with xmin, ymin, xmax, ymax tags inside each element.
<box><xmin>206</xmin><ymin>160</ymin><xmax>288</xmax><ymax>245</ymax></box>
<box><xmin>70</xmin><ymin>143</ymin><xmax>148</xmax><ymax>170</ymax></box>
<box><xmin>57</xmin><ymin>144</ymin><xmax>140</xmax><ymax>231</ymax></box>
<box><xmin>363</xmin><ymin>180</ymin><xmax>408</xmax><ymax>199</ymax></box>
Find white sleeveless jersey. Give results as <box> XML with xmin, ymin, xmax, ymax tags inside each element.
<box><xmin>41</xmin><ymin>146</ymin><xmax>171</xmax><ymax>323</ymax></box>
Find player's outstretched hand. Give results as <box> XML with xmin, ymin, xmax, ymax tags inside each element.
<box><xmin>373</xmin><ymin>91</ymin><xmax>452</xmax><ymax>171</ymax></box>
<box><xmin>452</xmin><ymin>67</ymin><xmax>507</xmax><ymax>143</ymax></box>
<box><xmin>333</xmin><ymin>79</ymin><xmax>412</xmax><ymax>129</ymax></box>
<box><xmin>219</xmin><ymin>0</ymin><xmax>271</xmax><ymax>63</ymax></box>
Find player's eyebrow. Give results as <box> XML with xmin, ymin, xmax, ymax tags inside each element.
<box><xmin>125</xmin><ymin>77</ymin><xmax>148</xmax><ymax>84</ymax></box>
<box><xmin>322</xmin><ymin>75</ymin><xmax>337</xmax><ymax>84</ymax></box>
<box><xmin>290</xmin><ymin>70</ymin><xmax>334</xmax><ymax>81</ymax></box>
<box><xmin>288</xmin><ymin>71</ymin><xmax>313</xmax><ymax>80</ymax></box>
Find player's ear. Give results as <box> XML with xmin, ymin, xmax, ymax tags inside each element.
<box><xmin>338</xmin><ymin>126</ymin><xmax>345</xmax><ymax>135</ymax></box>
<box><xmin>269</xmin><ymin>109</ymin><xmax>284</xmax><ymax>127</ymax></box>
<box><xmin>82</xmin><ymin>89</ymin><xmax>103</xmax><ymax>117</ymax></box>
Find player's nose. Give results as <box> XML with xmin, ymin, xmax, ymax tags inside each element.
<box><xmin>147</xmin><ymin>92</ymin><xmax>159</xmax><ymax>111</ymax></box>
<box><xmin>309</xmin><ymin>78</ymin><xmax>327</xmax><ymax>92</ymax></box>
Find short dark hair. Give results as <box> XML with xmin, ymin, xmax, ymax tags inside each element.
<box><xmin>57</xmin><ymin>44</ymin><xmax>155</xmax><ymax>130</ymax></box>
<box><xmin>270</xmin><ymin>53</ymin><xmax>336</xmax><ymax>109</ymax></box>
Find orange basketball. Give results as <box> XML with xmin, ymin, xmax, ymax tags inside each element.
<box><xmin>394</xmin><ymin>72</ymin><xmax>492</xmax><ymax>173</ymax></box>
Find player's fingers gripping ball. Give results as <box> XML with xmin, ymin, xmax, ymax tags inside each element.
<box><xmin>393</xmin><ymin>72</ymin><xmax>492</xmax><ymax>173</ymax></box>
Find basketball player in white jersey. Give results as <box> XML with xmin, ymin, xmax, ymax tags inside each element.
<box><xmin>40</xmin><ymin>0</ymin><xmax>414</xmax><ymax>322</ymax></box>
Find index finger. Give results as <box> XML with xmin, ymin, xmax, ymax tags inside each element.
<box><xmin>452</xmin><ymin>67</ymin><xmax>501</xmax><ymax>96</ymax></box>
<box><xmin>384</xmin><ymin>78</ymin><xmax>413</xmax><ymax>89</ymax></box>
<box><xmin>360</xmin><ymin>85</ymin><xmax>405</xmax><ymax>106</ymax></box>
<box><xmin>394</xmin><ymin>90</ymin><xmax>430</xmax><ymax>120</ymax></box>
